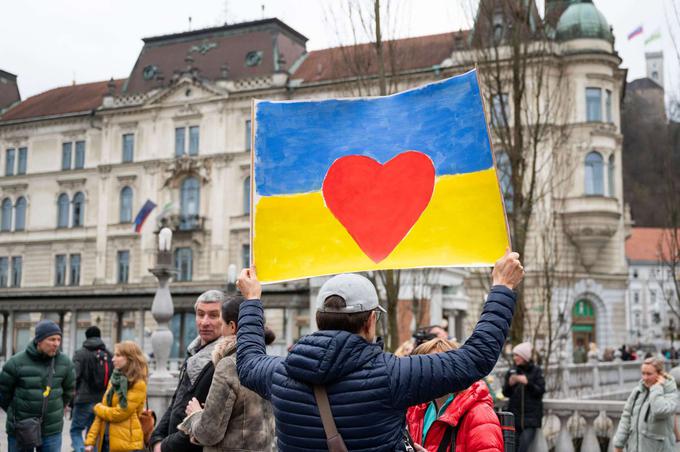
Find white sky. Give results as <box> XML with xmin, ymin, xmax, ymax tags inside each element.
<box><xmin>2</xmin><ymin>0</ymin><xmax>678</xmax><ymax>99</ymax></box>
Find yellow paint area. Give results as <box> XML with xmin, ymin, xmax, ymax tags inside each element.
<box><xmin>254</xmin><ymin>168</ymin><xmax>509</xmax><ymax>282</ymax></box>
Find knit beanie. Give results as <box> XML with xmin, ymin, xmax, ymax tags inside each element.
<box><xmin>34</xmin><ymin>320</ymin><xmax>62</xmax><ymax>344</ymax></box>
<box><xmin>512</xmin><ymin>342</ymin><xmax>532</xmax><ymax>362</ymax></box>
<box><xmin>85</xmin><ymin>326</ymin><xmax>101</xmax><ymax>339</ymax></box>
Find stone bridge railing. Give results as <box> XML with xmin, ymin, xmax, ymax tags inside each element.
<box><xmin>491</xmin><ymin>359</ymin><xmax>680</xmax><ymax>399</ymax></box>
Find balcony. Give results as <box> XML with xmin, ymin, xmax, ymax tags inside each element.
<box><xmin>560</xmin><ymin>196</ymin><xmax>621</xmax><ymax>267</ymax></box>
<box><xmin>158</xmin><ymin>214</ymin><xmax>206</xmax><ymax>233</ymax></box>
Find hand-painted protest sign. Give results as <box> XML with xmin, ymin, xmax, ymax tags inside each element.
<box><xmin>251</xmin><ymin>69</ymin><xmax>509</xmax><ymax>283</ymax></box>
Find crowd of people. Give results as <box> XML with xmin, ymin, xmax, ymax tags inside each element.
<box><xmin>0</xmin><ymin>248</ymin><xmax>677</xmax><ymax>452</ymax></box>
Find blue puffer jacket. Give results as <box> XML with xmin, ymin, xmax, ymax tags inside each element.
<box><xmin>237</xmin><ymin>285</ymin><xmax>515</xmax><ymax>451</ymax></box>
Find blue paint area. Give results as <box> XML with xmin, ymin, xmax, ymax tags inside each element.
<box><xmin>255</xmin><ymin>70</ymin><xmax>492</xmax><ymax>196</ymax></box>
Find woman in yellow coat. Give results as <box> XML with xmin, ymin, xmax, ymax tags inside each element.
<box><xmin>85</xmin><ymin>341</ymin><xmax>148</xmax><ymax>452</ymax></box>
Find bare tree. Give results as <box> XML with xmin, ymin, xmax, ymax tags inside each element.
<box><xmin>463</xmin><ymin>0</ymin><xmax>573</xmax><ymax>344</ymax></box>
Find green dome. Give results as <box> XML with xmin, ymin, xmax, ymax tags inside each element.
<box><xmin>556</xmin><ymin>0</ymin><xmax>613</xmax><ymax>42</ymax></box>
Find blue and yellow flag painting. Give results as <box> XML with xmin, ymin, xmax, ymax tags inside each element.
<box><xmin>252</xmin><ymin>69</ymin><xmax>509</xmax><ymax>283</ymax></box>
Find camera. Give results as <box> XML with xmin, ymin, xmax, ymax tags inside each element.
<box><xmin>413</xmin><ymin>329</ymin><xmax>437</xmax><ymax>347</ymax></box>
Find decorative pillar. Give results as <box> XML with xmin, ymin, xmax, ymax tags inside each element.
<box><xmin>147</xmin><ymin>227</ymin><xmax>178</xmax><ymax>418</ymax></box>
<box><xmin>554</xmin><ymin>411</ymin><xmax>575</xmax><ymax>452</ymax></box>
<box><xmin>68</xmin><ymin>310</ymin><xmax>78</xmax><ymax>356</ymax></box>
<box><xmin>5</xmin><ymin>311</ymin><xmax>13</xmax><ymax>359</ymax></box>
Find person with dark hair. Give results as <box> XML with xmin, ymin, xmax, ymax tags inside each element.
<box><xmin>0</xmin><ymin>320</ymin><xmax>76</xmax><ymax>452</ymax></box>
<box><xmin>71</xmin><ymin>326</ymin><xmax>113</xmax><ymax>452</ymax></box>
<box><xmin>179</xmin><ymin>296</ymin><xmax>276</xmax><ymax>452</ymax></box>
<box><xmin>150</xmin><ymin>289</ymin><xmax>225</xmax><ymax>452</ymax></box>
<box><xmin>236</xmin><ymin>250</ymin><xmax>524</xmax><ymax>451</ymax></box>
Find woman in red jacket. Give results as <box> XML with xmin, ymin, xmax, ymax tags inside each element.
<box><xmin>406</xmin><ymin>338</ymin><xmax>503</xmax><ymax>452</ymax></box>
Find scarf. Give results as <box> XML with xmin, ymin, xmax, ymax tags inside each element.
<box><xmin>106</xmin><ymin>369</ymin><xmax>129</xmax><ymax>408</ymax></box>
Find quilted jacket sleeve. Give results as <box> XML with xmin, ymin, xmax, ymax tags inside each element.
<box><xmin>94</xmin><ymin>380</ymin><xmax>146</xmax><ymax>423</ymax></box>
<box><xmin>236</xmin><ymin>299</ymin><xmax>284</xmax><ymax>400</ymax></box>
<box><xmin>387</xmin><ymin>286</ymin><xmax>516</xmax><ymax>409</ymax></box>
<box><xmin>0</xmin><ymin>358</ymin><xmax>17</xmax><ymax>411</ymax></box>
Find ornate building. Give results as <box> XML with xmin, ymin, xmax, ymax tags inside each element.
<box><xmin>0</xmin><ymin>0</ymin><xmax>631</xmax><ymax>361</ymax></box>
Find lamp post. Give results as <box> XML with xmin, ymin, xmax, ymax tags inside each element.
<box><xmin>147</xmin><ymin>227</ymin><xmax>178</xmax><ymax>416</ymax></box>
<box><xmin>670</xmin><ymin>318</ymin><xmax>676</xmax><ymax>355</ymax></box>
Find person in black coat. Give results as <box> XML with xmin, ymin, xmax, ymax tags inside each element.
<box><xmin>503</xmin><ymin>342</ymin><xmax>545</xmax><ymax>452</ymax></box>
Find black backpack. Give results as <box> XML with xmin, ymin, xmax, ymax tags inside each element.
<box><xmin>89</xmin><ymin>349</ymin><xmax>113</xmax><ymax>392</ymax></box>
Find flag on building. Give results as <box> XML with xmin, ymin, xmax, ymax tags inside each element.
<box><xmin>645</xmin><ymin>29</ymin><xmax>662</xmax><ymax>45</ymax></box>
<box><xmin>133</xmin><ymin>200</ymin><xmax>157</xmax><ymax>233</ymax></box>
<box><xmin>628</xmin><ymin>25</ymin><xmax>643</xmax><ymax>40</ymax></box>
<box><xmin>252</xmin><ymin>69</ymin><xmax>510</xmax><ymax>282</ymax></box>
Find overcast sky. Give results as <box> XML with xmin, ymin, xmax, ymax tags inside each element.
<box><xmin>2</xmin><ymin>0</ymin><xmax>678</xmax><ymax>99</ymax></box>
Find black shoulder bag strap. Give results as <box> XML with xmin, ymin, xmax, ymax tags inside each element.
<box><xmin>437</xmin><ymin>414</ymin><xmax>464</xmax><ymax>452</ymax></box>
<box><xmin>312</xmin><ymin>385</ymin><xmax>348</xmax><ymax>452</ymax></box>
<box><xmin>40</xmin><ymin>358</ymin><xmax>56</xmax><ymax>422</ymax></box>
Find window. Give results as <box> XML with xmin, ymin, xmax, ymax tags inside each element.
<box><xmin>608</xmin><ymin>154</ymin><xmax>615</xmax><ymax>197</ymax></box>
<box><xmin>242</xmin><ymin>244</ymin><xmax>250</xmax><ymax>269</ymax></box>
<box><xmin>0</xmin><ymin>257</ymin><xmax>7</xmax><ymax>288</ymax></box>
<box><xmin>605</xmin><ymin>90</ymin><xmax>612</xmax><ymax>123</ymax></box>
<box><xmin>119</xmin><ymin>187</ymin><xmax>133</xmax><ymax>223</ymax></box>
<box><xmin>243</xmin><ymin>176</ymin><xmax>250</xmax><ymax>214</ymax></box>
<box><xmin>5</xmin><ymin>148</ymin><xmax>15</xmax><ymax>176</ymax></box>
<box><xmin>17</xmin><ymin>147</ymin><xmax>27</xmax><ymax>175</ymax></box>
<box><xmin>14</xmin><ymin>197</ymin><xmax>26</xmax><ymax>231</ymax></box>
<box><xmin>634</xmin><ymin>291</ymin><xmax>640</xmax><ymax>303</ymax></box>
<box><xmin>174</xmin><ymin>247</ymin><xmax>193</xmax><ymax>282</ymax></box>
<box><xmin>496</xmin><ymin>151</ymin><xmax>513</xmax><ymax>213</ymax></box>
<box><xmin>492</xmin><ymin>11</ymin><xmax>504</xmax><ymax>43</ymax></box>
<box><xmin>585</xmin><ymin>151</ymin><xmax>604</xmax><ymax>195</ymax></box>
<box><xmin>491</xmin><ymin>93</ymin><xmax>509</xmax><ymax>127</ymax></box>
<box><xmin>74</xmin><ymin>141</ymin><xmax>85</xmax><ymax>169</ymax></box>
<box><xmin>55</xmin><ymin>255</ymin><xmax>66</xmax><ymax>286</ymax></box>
<box><xmin>69</xmin><ymin>254</ymin><xmax>81</xmax><ymax>286</ymax></box>
<box><xmin>57</xmin><ymin>193</ymin><xmax>69</xmax><ymax>228</ymax></box>
<box><xmin>586</xmin><ymin>88</ymin><xmax>602</xmax><ymax>122</ymax></box>
<box><xmin>650</xmin><ymin>290</ymin><xmax>657</xmax><ymax>305</ymax></box>
<box><xmin>1</xmin><ymin>198</ymin><xmax>12</xmax><ymax>231</ymax></box>
<box><xmin>189</xmin><ymin>126</ymin><xmax>199</xmax><ymax>156</ymax></box>
<box><xmin>175</xmin><ymin>126</ymin><xmax>199</xmax><ymax>157</ymax></box>
<box><xmin>180</xmin><ymin>177</ymin><xmax>200</xmax><ymax>230</ymax></box>
<box><xmin>62</xmin><ymin>143</ymin><xmax>72</xmax><ymax>170</ymax></box>
<box><xmin>117</xmin><ymin>250</ymin><xmax>129</xmax><ymax>284</ymax></box>
<box><xmin>245</xmin><ymin>120</ymin><xmax>252</xmax><ymax>151</ymax></box>
<box><xmin>11</xmin><ymin>256</ymin><xmax>21</xmax><ymax>287</ymax></box>
<box><xmin>122</xmin><ymin>134</ymin><xmax>134</xmax><ymax>163</ymax></box>
<box><xmin>72</xmin><ymin>192</ymin><xmax>85</xmax><ymax>227</ymax></box>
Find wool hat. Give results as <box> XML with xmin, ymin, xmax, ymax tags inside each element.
<box><xmin>316</xmin><ymin>273</ymin><xmax>386</xmax><ymax>314</ymax></box>
<box><xmin>85</xmin><ymin>326</ymin><xmax>101</xmax><ymax>338</ymax></box>
<box><xmin>34</xmin><ymin>320</ymin><xmax>62</xmax><ymax>344</ymax></box>
<box><xmin>513</xmin><ymin>342</ymin><xmax>533</xmax><ymax>362</ymax></box>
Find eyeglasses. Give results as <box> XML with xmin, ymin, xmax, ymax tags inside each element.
<box><xmin>374</xmin><ymin>308</ymin><xmax>383</xmax><ymax>323</ymax></box>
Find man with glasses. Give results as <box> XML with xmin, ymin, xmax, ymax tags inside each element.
<box><xmin>235</xmin><ymin>250</ymin><xmax>524</xmax><ymax>451</ymax></box>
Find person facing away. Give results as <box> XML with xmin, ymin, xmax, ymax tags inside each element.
<box><xmin>0</xmin><ymin>319</ymin><xmax>76</xmax><ymax>452</ymax></box>
<box><xmin>235</xmin><ymin>250</ymin><xmax>524</xmax><ymax>451</ymax></box>
<box><xmin>613</xmin><ymin>357</ymin><xmax>678</xmax><ymax>452</ymax></box>
<box><xmin>150</xmin><ymin>289</ymin><xmax>225</xmax><ymax>452</ymax></box>
<box><xmin>502</xmin><ymin>342</ymin><xmax>545</xmax><ymax>452</ymax></box>
<box><xmin>178</xmin><ymin>295</ymin><xmax>276</xmax><ymax>452</ymax></box>
<box><xmin>406</xmin><ymin>338</ymin><xmax>503</xmax><ymax>452</ymax></box>
<box><xmin>71</xmin><ymin>326</ymin><xmax>113</xmax><ymax>452</ymax></box>
<box><xmin>84</xmin><ymin>341</ymin><xmax>148</xmax><ymax>452</ymax></box>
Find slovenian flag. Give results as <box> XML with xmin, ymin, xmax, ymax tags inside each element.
<box><xmin>628</xmin><ymin>25</ymin><xmax>643</xmax><ymax>40</ymax></box>
<box><xmin>252</xmin><ymin>69</ymin><xmax>510</xmax><ymax>282</ymax></box>
<box><xmin>133</xmin><ymin>200</ymin><xmax>157</xmax><ymax>233</ymax></box>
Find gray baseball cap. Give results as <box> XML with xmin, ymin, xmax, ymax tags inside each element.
<box><xmin>316</xmin><ymin>274</ymin><xmax>387</xmax><ymax>314</ymax></box>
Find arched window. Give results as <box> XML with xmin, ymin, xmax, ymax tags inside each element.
<box><xmin>57</xmin><ymin>193</ymin><xmax>69</xmax><ymax>228</ymax></box>
<box><xmin>1</xmin><ymin>198</ymin><xmax>12</xmax><ymax>232</ymax></box>
<box><xmin>608</xmin><ymin>154</ymin><xmax>615</xmax><ymax>197</ymax></box>
<box><xmin>243</xmin><ymin>176</ymin><xmax>251</xmax><ymax>214</ymax></box>
<box><xmin>180</xmin><ymin>177</ymin><xmax>200</xmax><ymax>230</ymax></box>
<box><xmin>585</xmin><ymin>151</ymin><xmax>604</xmax><ymax>195</ymax></box>
<box><xmin>72</xmin><ymin>192</ymin><xmax>85</xmax><ymax>227</ymax></box>
<box><xmin>119</xmin><ymin>186</ymin><xmax>133</xmax><ymax>223</ymax></box>
<box><xmin>496</xmin><ymin>151</ymin><xmax>513</xmax><ymax>213</ymax></box>
<box><xmin>14</xmin><ymin>197</ymin><xmax>26</xmax><ymax>231</ymax></box>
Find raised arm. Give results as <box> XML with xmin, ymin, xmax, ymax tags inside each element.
<box><xmin>388</xmin><ymin>250</ymin><xmax>523</xmax><ymax>409</ymax></box>
<box><xmin>236</xmin><ymin>268</ymin><xmax>283</xmax><ymax>400</ymax></box>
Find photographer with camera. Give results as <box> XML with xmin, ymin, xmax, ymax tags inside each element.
<box><xmin>502</xmin><ymin>342</ymin><xmax>545</xmax><ymax>452</ymax></box>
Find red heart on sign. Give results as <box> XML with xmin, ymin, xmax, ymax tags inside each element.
<box><xmin>322</xmin><ymin>151</ymin><xmax>435</xmax><ymax>263</ymax></box>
